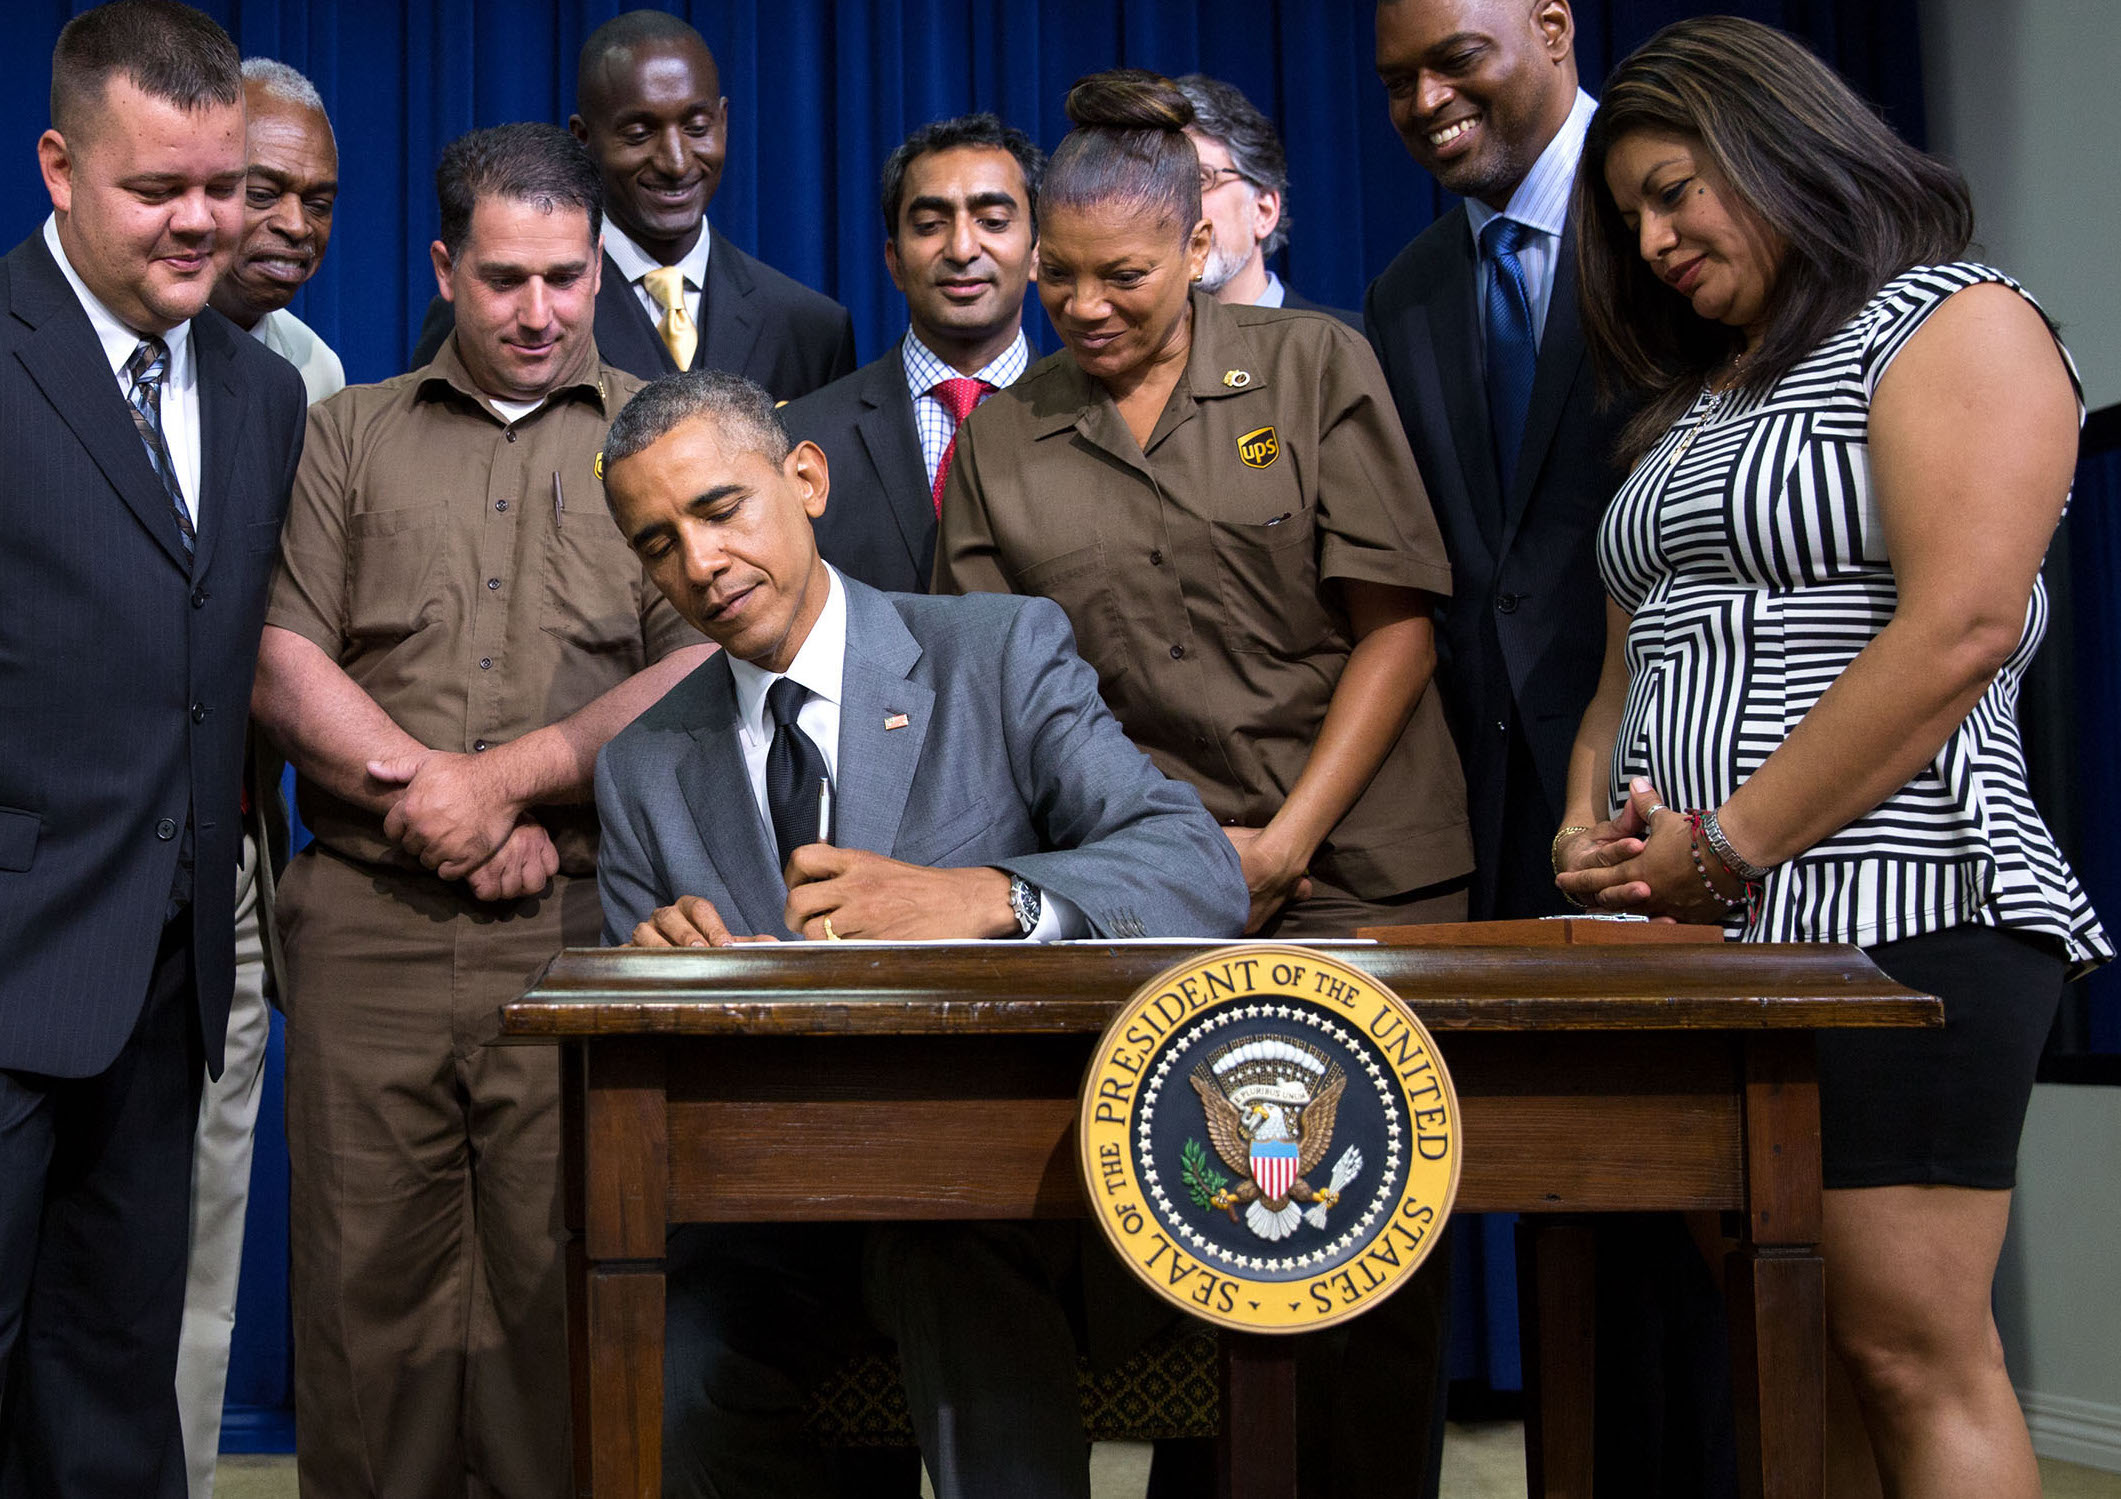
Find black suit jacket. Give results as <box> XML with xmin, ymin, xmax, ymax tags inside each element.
<box><xmin>779</xmin><ymin>344</ymin><xmax>936</xmax><ymax>594</ymax></box>
<box><xmin>1364</xmin><ymin>207</ymin><xmax>1631</xmax><ymax>917</ymax></box>
<box><xmin>0</xmin><ymin>233</ymin><xmax>305</xmax><ymax>1077</ymax></box>
<box><xmin>1280</xmin><ymin>285</ymin><xmax>1362</xmax><ymax>329</ymax></box>
<box><xmin>411</xmin><ymin>233</ymin><xmax>856</xmax><ymax>401</ymax></box>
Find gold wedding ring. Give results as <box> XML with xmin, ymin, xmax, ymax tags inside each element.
<box><xmin>822</xmin><ymin>916</ymin><xmax>842</xmax><ymax>941</ymax></box>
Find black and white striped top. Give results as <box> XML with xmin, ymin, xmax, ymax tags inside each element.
<box><xmin>1598</xmin><ymin>263</ymin><xmax>2110</xmax><ymax>968</ymax></box>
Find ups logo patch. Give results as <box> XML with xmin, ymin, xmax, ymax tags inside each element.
<box><xmin>1238</xmin><ymin>426</ymin><xmax>1280</xmax><ymax>469</ymax></box>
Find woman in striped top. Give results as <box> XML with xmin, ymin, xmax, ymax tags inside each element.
<box><xmin>1553</xmin><ymin>17</ymin><xmax>2108</xmax><ymax>1498</ymax></box>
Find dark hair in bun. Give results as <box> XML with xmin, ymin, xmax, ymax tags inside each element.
<box><xmin>1043</xmin><ymin>68</ymin><xmax>1202</xmax><ymax>238</ymax></box>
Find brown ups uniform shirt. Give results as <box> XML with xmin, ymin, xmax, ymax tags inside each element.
<box><xmin>266</xmin><ymin>340</ymin><xmax>700</xmax><ymax>874</ymax></box>
<box><xmin>936</xmin><ymin>291</ymin><xmax>1472</xmax><ymax>898</ymax></box>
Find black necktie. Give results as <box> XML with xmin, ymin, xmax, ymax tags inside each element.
<box><xmin>123</xmin><ymin>336</ymin><xmax>196</xmax><ymax>556</ymax></box>
<box><xmin>764</xmin><ymin>676</ymin><xmax>832</xmax><ymax>878</ymax></box>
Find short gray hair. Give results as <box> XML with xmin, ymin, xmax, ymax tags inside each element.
<box><xmin>242</xmin><ymin>57</ymin><xmax>334</xmax><ymax>150</ymax></box>
<box><xmin>243</xmin><ymin>56</ymin><xmax>319</xmax><ymax>110</ymax></box>
<box><xmin>1175</xmin><ymin>74</ymin><xmax>1291</xmax><ymax>258</ymax></box>
<box><xmin>604</xmin><ymin>370</ymin><xmax>792</xmax><ymax>473</ymax></box>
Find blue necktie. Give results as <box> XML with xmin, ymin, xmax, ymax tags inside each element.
<box><xmin>123</xmin><ymin>337</ymin><xmax>196</xmax><ymax>557</ymax></box>
<box><xmin>1481</xmin><ymin>216</ymin><xmax>1537</xmax><ymax>501</ymax></box>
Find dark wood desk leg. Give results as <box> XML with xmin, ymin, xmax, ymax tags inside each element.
<box><xmin>1217</xmin><ymin>1332</ymin><xmax>1298</xmax><ymax>1499</ymax></box>
<box><xmin>573</xmin><ymin>1038</ymin><xmax>670</xmax><ymax>1499</ymax></box>
<box><xmin>564</xmin><ymin>1044</ymin><xmax>592</xmax><ymax>1499</ymax></box>
<box><xmin>1728</xmin><ymin>1033</ymin><xmax>1825</xmax><ymax>1499</ymax></box>
<box><xmin>1515</xmin><ymin>1217</ymin><xmax>1597</xmax><ymax>1498</ymax></box>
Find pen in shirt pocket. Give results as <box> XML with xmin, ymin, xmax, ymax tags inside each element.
<box><xmin>552</xmin><ymin>470</ymin><xmax>564</xmax><ymax>527</ymax></box>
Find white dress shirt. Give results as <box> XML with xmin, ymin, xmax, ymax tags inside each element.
<box><xmin>1465</xmin><ymin>88</ymin><xmax>1599</xmax><ymax>351</ymax></box>
<box><xmin>725</xmin><ymin>564</ymin><xmax>1081</xmax><ymax>938</ymax></box>
<box><xmin>45</xmin><ymin>214</ymin><xmax>202</xmax><ymax>525</ymax></box>
<box><xmin>900</xmin><ymin>329</ymin><xmax>1031</xmax><ymax>491</ymax></box>
<box><xmin>1253</xmin><ymin>269</ymin><xmax>1288</xmax><ymax>308</ymax></box>
<box><xmin>603</xmin><ymin>219</ymin><xmax>712</xmax><ymax>333</ymax></box>
<box><xmin>251</xmin><ymin>306</ymin><xmax>346</xmax><ymax>407</ymax></box>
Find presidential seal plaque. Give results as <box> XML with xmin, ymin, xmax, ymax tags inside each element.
<box><xmin>1079</xmin><ymin>945</ymin><xmax>1460</xmax><ymax>1333</ymax></box>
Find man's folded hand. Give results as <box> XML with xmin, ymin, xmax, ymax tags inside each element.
<box><xmin>782</xmin><ymin>846</ymin><xmax>1015</xmax><ymax>940</ymax></box>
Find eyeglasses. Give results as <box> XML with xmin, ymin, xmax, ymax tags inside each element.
<box><xmin>1198</xmin><ymin>165</ymin><xmax>1251</xmax><ymax>194</ymax></box>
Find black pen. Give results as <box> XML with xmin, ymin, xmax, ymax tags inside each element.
<box><xmin>553</xmin><ymin>470</ymin><xmax>564</xmax><ymax>527</ymax></box>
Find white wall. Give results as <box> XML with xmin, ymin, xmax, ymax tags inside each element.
<box><xmin>1921</xmin><ymin>0</ymin><xmax>2121</xmax><ymax>411</ymax></box>
<box><xmin>1985</xmin><ymin>1085</ymin><xmax>2121</xmax><ymax>1475</ymax></box>
<box><xmin>1918</xmin><ymin>3</ymin><xmax>2121</xmax><ymax>1470</ymax></box>
<box><xmin>1924</xmin><ymin>3</ymin><xmax>2121</xmax><ymax>1471</ymax></box>
<box><xmin>1994</xmin><ymin>1084</ymin><xmax>2121</xmax><ymax>1470</ymax></box>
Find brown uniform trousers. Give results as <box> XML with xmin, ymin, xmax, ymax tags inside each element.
<box><xmin>265</xmin><ymin>346</ymin><xmax>691</xmax><ymax>1497</ymax></box>
<box><xmin>278</xmin><ymin>850</ymin><xmax>601</xmax><ymax>1499</ymax></box>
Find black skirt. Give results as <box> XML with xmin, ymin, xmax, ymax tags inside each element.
<box><xmin>1818</xmin><ymin>924</ymin><xmax>2064</xmax><ymax>1191</ymax></box>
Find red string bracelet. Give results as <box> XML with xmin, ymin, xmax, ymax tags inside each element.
<box><xmin>1684</xmin><ymin>809</ymin><xmax>1762</xmax><ymax>924</ymax></box>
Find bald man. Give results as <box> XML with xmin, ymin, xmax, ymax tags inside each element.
<box><xmin>409</xmin><ymin>10</ymin><xmax>854</xmax><ymax>398</ymax></box>
<box><xmin>1366</xmin><ymin>5</ymin><xmax>1735</xmax><ymax>1495</ymax></box>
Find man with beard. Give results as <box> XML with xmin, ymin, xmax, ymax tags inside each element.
<box><xmin>1366</xmin><ymin>5</ymin><xmax>1734</xmax><ymax>1493</ymax></box>
<box><xmin>780</xmin><ymin>114</ymin><xmax>1042</xmax><ymax>595</ymax></box>
<box><xmin>1174</xmin><ymin>74</ymin><xmax>1355</xmax><ymax>326</ymax></box>
<box><xmin>409</xmin><ymin>11</ymin><xmax>855</xmax><ymax>400</ymax></box>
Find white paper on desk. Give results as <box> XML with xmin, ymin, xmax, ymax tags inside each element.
<box><xmin>722</xmin><ymin>937</ymin><xmax>1381</xmax><ymax>948</ymax></box>
<box><xmin>1053</xmin><ymin>936</ymin><xmax>1380</xmax><ymax>946</ymax></box>
<box><xmin>741</xmin><ymin>938</ymin><xmax>1025</xmax><ymax>947</ymax></box>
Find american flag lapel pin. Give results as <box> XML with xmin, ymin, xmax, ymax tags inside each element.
<box><xmin>884</xmin><ymin>712</ymin><xmax>910</xmax><ymax>731</ymax></box>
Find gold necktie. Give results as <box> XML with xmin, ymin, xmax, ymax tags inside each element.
<box><xmin>642</xmin><ymin>266</ymin><xmax>697</xmax><ymax>371</ymax></box>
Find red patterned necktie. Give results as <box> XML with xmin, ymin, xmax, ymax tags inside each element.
<box><xmin>929</xmin><ymin>376</ymin><xmax>992</xmax><ymax>517</ymax></box>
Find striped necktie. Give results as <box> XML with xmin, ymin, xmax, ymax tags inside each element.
<box><xmin>123</xmin><ymin>336</ymin><xmax>195</xmax><ymax>556</ymax></box>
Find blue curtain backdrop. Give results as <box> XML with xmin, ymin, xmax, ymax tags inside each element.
<box><xmin>0</xmin><ymin>0</ymin><xmax>1929</xmax><ymax>1448</ymax></box>
<box><xmin>1</xmin><ymin>0</ymin><xmax>1925</xmax><ymax>382</ymax></box>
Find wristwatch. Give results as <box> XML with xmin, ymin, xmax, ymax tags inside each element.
<box><xmin>1008</xmin><ymin>874</ymin><xmax>1042</xmax><ymax>937</ymax></box>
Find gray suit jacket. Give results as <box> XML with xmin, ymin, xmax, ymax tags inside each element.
<box><xmin>595</xmin><ymin>578</ymin><xmax>1249</xmax><ymax>943</ymax></box>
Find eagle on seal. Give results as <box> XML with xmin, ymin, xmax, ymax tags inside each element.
<box><xmin>1188</xmin><ymin>1036</ymin><xmax>1355</xmax><ymax>1241</ymax></box>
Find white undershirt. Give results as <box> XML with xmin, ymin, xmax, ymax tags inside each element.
<box><xmin>45</xmin><ymin>214</ymin><xmax>202</xmax><ymax>524</ymax></box>
<box><xmin>724</xmin><ymin>565</ymin><xmax>1080</xmax><ymax>938</ymax></box>
<box><xmin>486</xmin><ymin>395</ymin><xmax>544</xmax><ymax>424</ymax></box>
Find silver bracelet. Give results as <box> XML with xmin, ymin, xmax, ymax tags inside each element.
<box><xmin>1701</xmin><ymin>808</ymin><xmax>1771</xmax><ymax>882</ymax></box>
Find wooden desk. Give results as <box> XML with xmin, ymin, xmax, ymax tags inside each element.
<box><xmin>504</xmin><ymin>942</ymin><xmax>1939</xmax><ymax>1499</ymax></box>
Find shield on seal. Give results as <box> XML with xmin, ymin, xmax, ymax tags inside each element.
<box><xmin>1251</xmin><ymin>1140</ymin><xmax>1299</xmax><ymax>1202</ymax></box>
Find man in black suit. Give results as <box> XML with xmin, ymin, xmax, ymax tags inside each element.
<box><xmin>1174</xmin><ymin>74</ymin><xmax>1357</xmax><ymax>326</ymax></box>
<box><xmin>410</xmin><ymin>11</ymin><xmax>855</xmax><ymax>400</ymax></box>
<box><xmin>1365</xmin><ymin>0</ymin><xmax>1615</xmax><ymax>924</ymax></box>
<box><xmin>1366</xmin><ymin>6</ymin><xmax>1734</xmax><ymax>1495</ymax></box>
<box><xmin>780</xmin><ymin>115</ymin><xmax>1041</xmax><ymax>595</ymax></box>
<box><xmin>0</xmin><ymin>3</ymin><xmax>306</xmax><ymax>1491</ymax></box>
